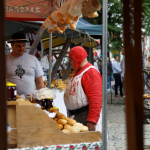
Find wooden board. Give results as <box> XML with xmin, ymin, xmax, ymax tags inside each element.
<box><xmin>17</xmin><ymin>100</ymin><xmax>34</xmax><ymax>105</ymax></box>
<box><xmin>7</xmin><ymin>140</ymin><xmax>17</xmax><ymax>148</ymax></box>
<box><xmin>16</xmin><ymin>105</ymin><xmax>102</xmax><ymax>148</ymax></box>
<box><xmin>7</xmin><ymin>129</ymin><xmax>17</xmax><ymax>140</ymax></box>
<box><xmin>7</xmin><ymin>105</ymin><xmax>16</xmax><ymax>128</ymax></box>
<box><xmin>7</xmin><ymin>101</ymin><xmax>18</xmax><ymax>105</ymax></box>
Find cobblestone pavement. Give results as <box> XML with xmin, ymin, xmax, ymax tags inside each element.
<box><xmin>107</xmin><ymin>91</ymin><xmax>150</xmax><ymax>150</ymax></box>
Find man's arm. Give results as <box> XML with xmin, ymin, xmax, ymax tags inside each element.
<box><xmin>82</xmin><ymin>69</ymin><xmax>102</xmax><ymax>131</ymax></box>
<box><xmin>35</xmin><ymin>76</ymin><xmax>45</xmax><ymax>90</ymax></box>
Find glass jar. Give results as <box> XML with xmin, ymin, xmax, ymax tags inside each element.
<box><xmin>46</xmin><ymin>98</ymin><xmax>53</xmax><ymax>110</ymax></box>
<box><xmin>6</xmin><ymin>82</ymin><xmax>17</xmax><ymax>101</ymax></box>
<box><xmin>37</xmin><ymin>99</ymin><xmax>46</xmax><ymax>109</ymax></box>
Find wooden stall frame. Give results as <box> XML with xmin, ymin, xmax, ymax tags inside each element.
<box><xmin>123</xmin><ymin>0</ymin><xmax>143</xmax><ymax>150</ymax></box>
<box><xmin>7</xmin><ymin>101</ymin><xmax>102</xmax><ymax>148</ymax></box>
<box><xmin>0</xmin><ymin>0</ymin><xmax>7</xmax><ymax>149</ymax></box>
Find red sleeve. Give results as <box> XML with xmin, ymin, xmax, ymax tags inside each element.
<box><xmin>81</xmin><ymin>68</ymin><xmax>102</xmax><ymax>124</ymax></box>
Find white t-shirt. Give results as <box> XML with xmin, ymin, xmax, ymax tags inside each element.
<box><xmin>6</xmin><ymin>53</ymin><xmax>44</xmax><ymax>96</ymax></box>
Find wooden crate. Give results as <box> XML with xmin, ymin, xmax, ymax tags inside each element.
<box><xmin>7</xmin><ymin>101</ymin><xmax>102</xmax><ymax>148</ymax></box>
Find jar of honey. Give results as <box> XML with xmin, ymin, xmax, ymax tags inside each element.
<box><xmin>37</xmin><ymin>99</ymin><xmax>46</xmax><ymax>109</ymax></box>
<box><xmin>46</xmin><ymin>98</ymin><xmax>53</xmax><ymax>110</ymax></box>
<box><xmin>6</xmin><ymin>82</ymin><xmax>17</xmax><ymax>101</ymax></box>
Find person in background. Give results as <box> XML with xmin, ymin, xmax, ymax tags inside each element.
<box><xmin>94</xmin><ymin>59</ymin><xmax>99</xmax><ymax>70</ymax></box>
<box><xmin>107</xmin><ymin>57</ymin><xmax>113</xmax><ymax>91</ymax></box>
<box><xmin>112</xmin><ymin>55</ymin><xmax>123</xmax><ymax>97</ymax></box>
<box><xmin>6</xmin><ymin>32</ymin><xmax>45</xmax><ymax>96</ymax></box>
<box><xmin>121</xmin><ymin>47</ymin><xmax>125</xmax><ymax>97</ymax></box>
<box><xmin>64</xmin><ymin>46</ymin><xmax>102</xmax><ymax>132</ymax></box>
<box><xmin>145</xmin><ymin>55</ymin><xmax>150</xmax><ymax>69</ymax></box>
<box><xmin>97</xmin><ymin>58</ymin><xmax>102</xmax><ymax>75</ymax></box>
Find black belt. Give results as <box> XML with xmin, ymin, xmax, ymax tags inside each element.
<box><xmin>113</xmin><ymin>73</ymin><xmax>120</xmax><ymax>74</ymax></box>
<box><xmin>68</xmin><ymin>105</ymin><xmax>89</xmax><ymax>116</ymax></box>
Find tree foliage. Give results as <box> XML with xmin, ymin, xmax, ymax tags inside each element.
<box><xmin>93</xmin><ymin>0</ymin><xmax>123</xmax><ymax>52</ymax></box>
<box><xmin>92</xmin><ymin>0</ymin><xmax>150</xmax><ymax>52</ymax></box>
<box><xmin>142</xmin><ymin>0</ymin><xmax>150</xmax><ymax>35</ymax></box>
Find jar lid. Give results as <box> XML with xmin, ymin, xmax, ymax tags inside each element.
<box><xmin>53</xmin><ymin>106</ymin><xmax>59</xmax><ymax>110</ymax></box>
<box><xmin>6</xmin><ymin>82</ymin><xmax>17</xmax><ymax>86</ymax></box>
<box><xmin>47</xmin><ymin>97</ymin><xmax>53</xmax><ymax>99</ymax></box>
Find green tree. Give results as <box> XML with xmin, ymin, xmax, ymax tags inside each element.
<box><xmin>93</xmin><ymin>0</ymin><xmax>123</xmax><ymax>52</ymax></box>
<box><xmin>92</xmin><ymin>0</ymin><xmax>150</xmax><ymax>52</ymax></box>
<box><xmin>142</xmin><ymin>0</ymin><xmax>150</xmax><ymax>35</ymax></box>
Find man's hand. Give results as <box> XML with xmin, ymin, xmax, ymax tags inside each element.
<box><xmin>87</xmin><ymin>121</ymin><xmax>96</xmax><ymax>131</ymax></box>
<box><xmin>122</xmin><ymin>76</ymin><xmax>125</xmax><ymax>81</ymax></box>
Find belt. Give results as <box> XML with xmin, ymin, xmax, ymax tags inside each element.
<box><xmin>68</xmin><ymin>105</ymin><xmax>89</xmax><ymax>116</ymax></box>
<box><xmin>113</xmin><ymin>73</ymin><xmax>120</xmax><ymax>75</ymax></box>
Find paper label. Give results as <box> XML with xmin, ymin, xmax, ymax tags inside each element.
<box><xmin>14</xmin><ymin>90</ymin><xmax>17</xmax><ymax>95</ymax></box>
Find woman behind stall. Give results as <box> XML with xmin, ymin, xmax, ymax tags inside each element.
<box><xmin>64</xmin><ymin>46</ymin><xmax>102</xmax><ymax>132</ymax></box>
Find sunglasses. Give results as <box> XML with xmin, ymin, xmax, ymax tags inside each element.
<box><xmin>68</xmin><ymin>57</ymin><xmax>73</xmax><ymax>61</ymax></box>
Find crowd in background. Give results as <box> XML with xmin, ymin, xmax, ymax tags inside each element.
<box><xmin>94</xmin><ymin>47</ymin><xmax>125</xmax><ymax>97</ymax></box>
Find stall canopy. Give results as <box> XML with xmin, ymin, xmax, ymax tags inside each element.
<box><xmin>6</xmin><ymin>18</ymin><xmax>102</xmax><ymax>48</ymax></box>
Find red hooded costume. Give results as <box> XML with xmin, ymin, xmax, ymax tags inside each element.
<box><xmin>69</xmin><ymin>46</ymin><xmax>102</xmax><ymax>124</ymax></box>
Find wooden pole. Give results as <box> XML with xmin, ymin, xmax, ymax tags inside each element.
<box><xmin>51</xmin><ymin>38</ymin><xmax>71</xmax><ymax>81</ymax></box>
<box><xmin>123</xmin><ymin>0</ymin><xmax>143</xmax><ymax>149</ymax></box>
<box><xmin>0</xmin><ymin>0</ymin><xmax>7</xmax><ymax>149</ymax></box>
<box><xmin>62</xmin><ymin>64</ymin><xmax>71</xmax><ymax>81</ymax></box>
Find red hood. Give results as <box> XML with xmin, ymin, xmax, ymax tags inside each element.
<box><xmin>69</xmin><ymin>46</ymin><xmax>88</xmax><ymax>73</ymax></box>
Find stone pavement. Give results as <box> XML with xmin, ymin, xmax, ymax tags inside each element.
<box><xmin>107</xmin><ymin>90</ymin><xmax>150</xmax><ymax>150</ymax></box>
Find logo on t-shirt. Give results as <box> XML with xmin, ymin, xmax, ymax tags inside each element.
<box><xmin>15</xmin><ymin>65</ymin><xmax>25</xmax><ymax>79</ymax></box>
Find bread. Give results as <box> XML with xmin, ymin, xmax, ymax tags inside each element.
<box><xmin>73</xmin><ymin>16</ymin><xmax>79</xmax><ymax>22</ymax></box>
<box><xmin>65</xmin><ymin>18</ymin><xmax>72</xmax><ymax>25</ymax></box>
<box><xmin>57</xmin><ymin>119</ymin><xmax>67</xmax><ymax>125</ymax></box>
<box><xmin>53</xmin><ymin>118</ymin><xmax>59</xmax><ymax>122</ymax></box>
<box><xmin>69</xmin><ymin>126</ymin><xmax>80</xmax><ymax>133</ymax></box>
<box><xmin>47</xmin><ymin>29</ymin><xmax>54</xmax><ymax>33</ymax></box>
<box><xmin>73</xmin><ymin>123</ymin><xmax>83</xmax><ymax>128</ymax></box>
<box><xmin>62</xmin><ymin>129</ymin><xmax>71</xmax><ymax>133</ymax></box>
<box><xmin>56</xmin><ymin>123</ymin><xmax>63</xmax><ymax>130</ymax></box>
<box><xmin>88</xmin><ymin>12</ymin><xmax>99</xmax><ymax>18</ymax></box>
<box><xmin>49</xmin><ymin>108</ymin><xmax>59</xmax><ymax>114</ymax></box>
<box><xmin>58</xmin><ymin>29</ymin><xmax>63</xmax><ymax>34</ymax></box>
<box><xmin>58</xmin><ymin>18</ymin><xmax>65</xmax><ymax>24</ymax></box>
<box><xmin>80</xmin><ymin>126</ymin><xmax>89</xmax><ymax>132</ymax></box>
<box><xmin>57</xmin><ymin>112</ymin><xmax>66</xmax><ymax>119</ymax></box>
<box><xmin>67</xmin><ymin>118</ymin><xmax>76</xmax><ymax>126</ymax></box>
<box><xmin>64</xmin><ymin>124</ymin><xmax>72</xmax><ymax>130</ymax></box>
<box><xmin>70</xmin><ymin>23</ymin><xmax>76</xmax><ymax>30</ymax></box>
<box><xmin>60</xmin><ymin>27</ymin><xmax>67</xmax><ymax>31</ymax></box>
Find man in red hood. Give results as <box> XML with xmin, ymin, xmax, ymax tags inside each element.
<box><xmin>64</xmin><ymin>46</ymin><xmax>102</xmax><ymax>132</ymax></box>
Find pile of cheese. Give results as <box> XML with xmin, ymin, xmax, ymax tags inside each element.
<box><xmin>52</xmin><ymin>79</ymin><xmax>67</xmax><ymax>91</ymax></box>
<box><xmin>50</xmin><ymin>108</ymin><xmax>88</xmax><ymax>133</ymax></box>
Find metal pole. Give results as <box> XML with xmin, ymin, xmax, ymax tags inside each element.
<box><xmin>102</xmin><ymin>0</ymin><xmax>108</xmax><ymax>149</ymax></box>
<box><xmin>49</xmin><ymin>33</ymin><xmax>52</xmax><ymax>89</ymax></box>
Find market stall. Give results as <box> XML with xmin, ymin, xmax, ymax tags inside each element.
<box><xmin>7</xmin><ymin>91</ymin><xmax>102</xmax><ymax>149</ymax></box>
<box><xmin>5</xmin><ymin>0</ymin><xmax>104</xmax><ymax>149</ymax></box>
